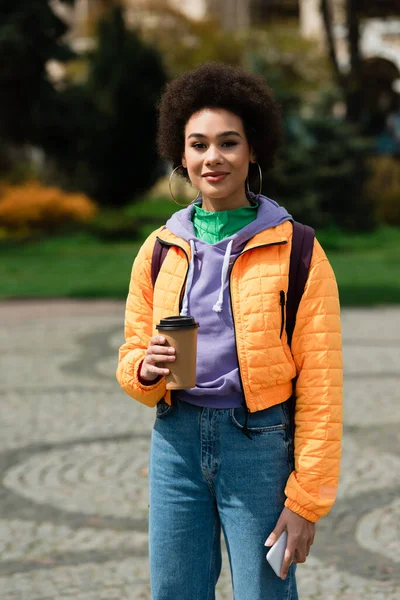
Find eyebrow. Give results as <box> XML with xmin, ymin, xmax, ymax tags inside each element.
<box><xmin>187</xmin><ymin>130</ymin><xmax>243</xmax><ymax>140</ymax></box>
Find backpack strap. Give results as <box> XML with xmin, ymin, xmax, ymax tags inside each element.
<box><xmin>286</xmin><ymin>221</ymin><xmax>315</xmax><ymax>347</ymax></box>
<box><xmin>151</xmin><ymin>239</ymin><xmax>169</xmax><ymax>287</ymax></box>
<box><xmin>151</xmin><ymin>228</ymin><xmax>169</xmax><ymax>287</ymax></box>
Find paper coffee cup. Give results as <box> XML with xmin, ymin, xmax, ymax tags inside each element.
<box><xmin>156</xmin><ymin>316</ymin><xmax>199</xmax><ymax>390</ymax></box>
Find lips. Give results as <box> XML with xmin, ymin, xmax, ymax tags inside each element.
<box><xmin>202</xmin><ymin>172</ymin><xmax>229</xmax><ymax>183</ymax></box>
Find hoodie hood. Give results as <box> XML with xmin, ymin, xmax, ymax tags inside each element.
<box><xmin>166</xmin><ymin>193</ymin><xmax>291</xmax><ymax>250</ymax></box>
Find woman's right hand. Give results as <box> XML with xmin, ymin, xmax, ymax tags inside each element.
<box><xmin>140</xmin><ymin>336</ymin><xmax>175</xmax><ymax>382</ymax></box>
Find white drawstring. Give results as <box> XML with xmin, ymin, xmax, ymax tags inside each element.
<box><xmin>212</xmin><ymin>240</ymin><xmax>233</xmax><ymax>313</ymax></box>
<box><xmin>180</xmin><ymin>240</ymin><xmax>196</xmax><ymax>316</ymax></box>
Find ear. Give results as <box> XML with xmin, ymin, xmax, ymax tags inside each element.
<box><xmin>250</xmin><ymin>149</ymin><xmax>257</xmax><ymax>164</ymax></box>
<box><xmin>181</xmin><ymin>155</ymin><xmax>187</xmax><ymax>169</ymax></box>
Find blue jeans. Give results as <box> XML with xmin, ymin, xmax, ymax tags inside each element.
<box><xmin>149</xmin><ymin>398</ymin><xmax>298</xmax><ymax>600</ymax></box>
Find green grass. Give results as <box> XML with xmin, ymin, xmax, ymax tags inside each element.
<box><xmin>316</xmin><ymin>226</ymin><xmax>400</xmax><ymax>306</ymax></box>
<box><xmin>0</xmin><ymin>223</ymin><xmax>399</xmax><ymax>306</ymax></box>
<box><xmin>0</xmin><ymin>234</ymin><xmax>141</xmax><ymax>299</ymax></box>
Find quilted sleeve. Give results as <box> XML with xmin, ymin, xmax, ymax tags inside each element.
<box><xmin>116</xmin><ymin>231</ymin><xmax>167</xmax><ymax>407</ymax></box>
<box><xmin>284</xmin><ymin>238</ymin><xmax>343</xmax><ymax>522</ymax></box>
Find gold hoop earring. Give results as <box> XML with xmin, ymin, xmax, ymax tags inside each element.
<box><xmin>168</xmin><ymin>165</ymin><xmax>200</xmax><ymax>207</ymax></box>
<box><xmin>246</xmin><ymin>162</ymin><xmax>263</xmax><ymax>201</ymax></box>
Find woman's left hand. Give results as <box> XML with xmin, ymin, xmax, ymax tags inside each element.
<box><xmin>264</xmin><ymin>507</ymin><xmax>315</xmax><ymax>579</ymax></box>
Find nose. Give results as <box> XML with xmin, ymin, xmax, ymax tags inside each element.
<box><xmin>205</xmin><ymin>144</ymin><xmax>223</xmax><ymax>166</ymax></box>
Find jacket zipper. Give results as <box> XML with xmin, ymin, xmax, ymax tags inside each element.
<box><xmin>156</xmin><ymin>237</ymin><xmax>189</xmax><ymax>312</ymax></box>
<box><xmin>279</xmin><ymin>290</ymin><xmax>285</xmax><ymax>339</ymax></box>
<box><xmin>229</xmin><ymin>240</ymin><xmax>288</xmax><ymax>440</ymax></box>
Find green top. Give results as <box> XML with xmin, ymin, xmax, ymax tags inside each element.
<box><xmin>192</xmin><ymin>201</ymin><xmax>259</xmax><ymax>244</ymax></box>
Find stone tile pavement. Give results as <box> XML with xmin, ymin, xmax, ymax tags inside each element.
<box><xmin>0</xmin><ymin>300</ymin><xmax>399</xmax><ymax>599</ymax></box>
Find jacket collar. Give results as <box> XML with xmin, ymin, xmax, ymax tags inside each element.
<box><xmin>156</xmin><ymin>220</ymin><xmax>291</xmax><ymax>255</ymax></box>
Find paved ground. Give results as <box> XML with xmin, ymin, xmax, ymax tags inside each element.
<box><xmin>0</xmin><ymin>299</ymin><xmax>399</xmax><ymax>600</ymax></box>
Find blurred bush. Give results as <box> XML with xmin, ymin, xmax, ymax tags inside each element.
<box><xmin>266</xmin><ymin>114</ymin><xmax>374</xmax><ymax>231</ymax></box>
<box><xmin>365</xmin><ymin>156</ymin><xmax>400</xmax><ymax>226</ymax></box>
<box><xmin>84</xmin><ymin>209</ymin><xmax>138</xmax><ymax>241</ymax></box>
<box><xmin>0</xmin><ymin>181</ymin><xmax>96</xmax><ymax>239</ymax></box>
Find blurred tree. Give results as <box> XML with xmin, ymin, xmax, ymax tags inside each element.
<box><xmin>320</xmin><ymin>0</ymin><xmax>344</xmax><ymax>91</ymax></box>
<box><xmin>49</xmin><ymin>5</ymin><xmax>167</xmax><ymax>207</ymax></box>
<box><xmin>82</xmin><ymin>5</ymin><xmax>166</xmax><ymax>205</ymax></box>
<box><xmin>0</xmin><ymin>0</ymin><xmax>76</xmax><ymax>172</ymax></box>
<box><xmin>135</xmin><ymin>1</ymin><xmax>244</xmax><ymax>77</ymax></box>
<box><xmin>267</xmin><ymin>112</ymin><xmax>374</xmax><ymax>231</ymax></box>
<box><xmin>243</xmin><ymin>23</ymin><xmax>331</xmax><ymax>103</ymax></box>
<box><xmin>320</xmin><ymin>0</ymin><xmax>365</xmax><ymax>125</ymax></box>
<box><xmin>249</xmin><ymin>56</ymin><xmax>374</xmax><ymax>231</ymax></box>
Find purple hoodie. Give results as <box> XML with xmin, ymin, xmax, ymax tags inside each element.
<box><xmin>165</xmin><ymin>195</ymin><xmax>292</xmax><ymax>408</ymax></box>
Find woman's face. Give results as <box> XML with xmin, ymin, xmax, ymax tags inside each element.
<box><xmin>182</xmin><ymin>108</ymin><xmax>255</xmax><ymax>210</ymax></box>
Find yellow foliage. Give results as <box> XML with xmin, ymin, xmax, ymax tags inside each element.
<box><xmin>0</xmin><ymin>181</ymin><xmax>97</xmax><ymax>238</ymax></box>
<box><xmin>366</xmin><ymin>156</ymin><xmax>400</xmax><ymax>225</ymax></box>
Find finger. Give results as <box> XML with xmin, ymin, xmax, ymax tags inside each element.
<box><xmin>147</xmin><ymin>345</ymin><xmax>174</xmax><ymax>356</ymax></box>
<box><xmin>280</xmin><ymin>547</ymin><xmax>294</xmax><ymax>580</ymax></box>
<box><xmin>146</xmin><ymin>364</ymin><xmax>170</xmax><ymax>376</ymax></box>
<box><xmin>265</xmin><ymin>524</ymin><xmax>284</xmax><ymax>547</ymax></box>
<box><xmin>151</xmin><ymin>336</ymin><xmax>166</xmax><ymax>345</ymax></box>
<box><xmin>154</xmin><ymin>346</ymin><xmax>175</xmax><ymax>355</ymax></box>
<box><xmin>264</xmin><ymin>531</ymin><xmax>276</xmax><ymax>547</ymax></box>
<box><xmin>148</xmin><ymin>354</ymin><xmax>176</xmax><ymax>363</ymax></box>
<box><xmin>305</xmin><ymin>532</ymin><xmax>315</xmax><ymax>555</ymax></box>
<box><xmin>293</xmin><ymin>549</ymin><xmax>306</xmax><ymax>564</ymax></box>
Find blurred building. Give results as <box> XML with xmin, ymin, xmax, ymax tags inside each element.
<box><xmin>54</xmin><ymin>0</ymin><xmax>400</xmax><ymax>112</ymax></box>
<box><xmin>62</xmin><ymin>0</ymin><xmax>400</xmax><ymax>64</ymax></box>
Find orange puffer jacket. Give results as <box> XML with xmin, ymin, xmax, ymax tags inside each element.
<box><xmin>117</xmin><ymin>220</ymin><xmax>343</xmax><ymax>522</ymax></box>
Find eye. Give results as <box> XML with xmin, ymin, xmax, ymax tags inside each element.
<box><xmin>222</xmin><ymin>141</ymin><xmax>238</xmax><ymax>147</ymax></box>
<box><xmin>192</xmin><ymin>143</ymin><xmax>206</xmax><ymax>149</ymax></box>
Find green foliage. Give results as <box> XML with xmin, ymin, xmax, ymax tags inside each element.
<box><xmin>84</xmin><ymin>7</ymin><xmax>166</xmax><ymax>206</ymax></box>
<box><xmin>266</xmin><ymin>114</ymin><xmax>375</xmax><ymax>230</ymax></box>
<box><xmin>0</xmin><ymin>0</ymin><xmax>75</xmax><ymax>149</ymax></box>
<box><xmin>365</xmin><ymin>156</ymin><xmax>400</xmax><ymax>226</ymax></box>
<box><xmin>243</xmin><ymin>24</ymin><xmax>331</xmax><ymax>102</ymax></box>
<box><xmin>124</xmin><ymin>194</ymin><xmax>178</xmax><ymax>223</ymax></box>
<box><xmin>48</xmin><ymin>6</ymin><xmax>167</xmax><ymax>208</ymax></box>
<box><xmin>247</xmin><ymin>54</ymin><xmax>374</xmax><ymax>231</ymax></box>
<box><xmin>85</xmin><ymin>209</ymin><xmax>139</xmax><ymax>242</ymax></box>
<box><xmin>137</xmin><ymin>3</ymin><xmax>243</xmax><ymax>77</ymax></box>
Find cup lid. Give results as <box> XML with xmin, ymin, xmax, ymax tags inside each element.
<box><xmin>156</xmin><ymin>316</ymin><xmax>199</xmax><ymax>330</ymax></box>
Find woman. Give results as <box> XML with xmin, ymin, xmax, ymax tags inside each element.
<box><xmin>117</xmin><ymin>62</ymin><xmax>343</xmax><ymax>600</ymax></box>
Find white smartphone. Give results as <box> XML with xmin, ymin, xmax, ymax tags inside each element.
<box><xmin>266</xmin><ymin>531</ymin><xmax>287</xmax><ymax>578</ymax></box>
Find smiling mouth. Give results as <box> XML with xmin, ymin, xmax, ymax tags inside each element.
<box><xmin>202</xmin><ymin>172</ymin><xmax>229</xmax><ymax>182</ymax></box>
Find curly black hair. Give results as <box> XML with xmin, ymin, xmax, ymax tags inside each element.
<box><xmin>157</xmin><ymin>62</ymin><xmax>283</xmax><ymax>182</ymax></box>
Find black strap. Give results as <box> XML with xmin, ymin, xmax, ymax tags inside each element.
<box><xmin>151</xmin><ymin>228</ymin><xmax>168</xmax><ymax>287</ymax></box>
<box><xmin>151</xmin><ymin>240</ymin><xmax>168</xmax><ymax>287</ymax></box>
<box><xmin>286</xmin><ymin>221</ymin><xmax>314</xmax><ymax>442</ymax></box>
<box><xmin>286</xmin><ymin>221</ymin><xmax>315</xmax><ymax>347</ymax></box>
